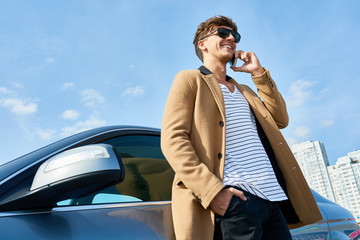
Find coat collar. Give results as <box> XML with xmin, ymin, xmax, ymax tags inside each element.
<box><xmin>198</xmin><ymin>66</ymin><xmax>226</xmax><ymax>117</ymax></box>
<box><xmin>198</xmin><ymin>65</ymin><xmax>261</xmax><ymax>117</ymax></box>
<box><xmin>198</xmin><ymin>65</ymin><xmax>232</xmax><ymax>81</ymax></box>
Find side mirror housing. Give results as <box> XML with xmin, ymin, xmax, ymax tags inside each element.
<box><xmin>0</xmin><ymin>144</ymin><xmax>124</xmax><ymax>210</ymax></box>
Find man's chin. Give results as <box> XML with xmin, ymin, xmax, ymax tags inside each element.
<box><xmin>221</xmin><ymin>56</ymin><xmax>233</xmax><ymax>64</ymax></box>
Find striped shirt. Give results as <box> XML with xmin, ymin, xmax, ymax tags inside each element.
<box><xmin>219</xmin><ymin>83</ymin><xmax>287</xmax><ymax>202</ymax></box>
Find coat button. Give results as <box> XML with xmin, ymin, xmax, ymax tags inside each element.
<box><xmin>219</xmin><ymin>121</ymin><xmax>224</xmax><ymax>127</ymax></box>
<box><xmin>218</xmin><ymin>153</ymin><xmax>223</xmax><ymax>159</ymax></box>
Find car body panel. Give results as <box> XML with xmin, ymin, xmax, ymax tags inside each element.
<box><xmin>0</xmin><ymin>125</ymin><xmax>359</xmax><ymax>239</ymax></box>
<box><xmin>0</xmin><ymin>202</ymin><xmax>173</xmax><ymax>239</ymax></box>
<box><xmin>290</xmin><ymin>188</ymin><xmax>359</xmax><ymax>239</ymax></box>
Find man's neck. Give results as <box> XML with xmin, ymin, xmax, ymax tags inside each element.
<box><xmin>203</xmin><ymin>60</ymin><xmax>227</xmax><ymax>83</ymax></box>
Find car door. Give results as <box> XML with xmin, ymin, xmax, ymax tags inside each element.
<box><xmin>0</xmin><ymin>133</ymin><xmax>175</xmax><ymax>239</ymax></box>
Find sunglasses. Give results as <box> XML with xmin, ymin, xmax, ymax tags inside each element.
<box><xmin>200</xmin><ymin>27</ymin><xmax>241</xmax><ymax>43</ymax></box>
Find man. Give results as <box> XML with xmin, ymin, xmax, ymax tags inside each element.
<box><xmin>161</xmin><ymin>15</ymin><xmax>322</xmax><ymax>240</ymax></box>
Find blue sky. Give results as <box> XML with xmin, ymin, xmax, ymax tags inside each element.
<box><xmin>0</xmin><ymin>0</ymin><xmax>359</xmax><ymax>165</ymax></box>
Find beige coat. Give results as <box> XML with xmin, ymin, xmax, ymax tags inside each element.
<box><xmin>161</xmin><ymin>68</ymin><xmax>322</xmax><ymax>240</ymax></box>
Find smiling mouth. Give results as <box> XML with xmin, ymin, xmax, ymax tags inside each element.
<box><xmin>222</xmin><ymin>44</ymin><xmax>234</xmax><ymax>51</ymax></box>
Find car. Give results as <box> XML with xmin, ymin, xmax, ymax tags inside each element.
<box><xmin>0</xmin><ymin>125</ymin><xmax>359</xmax><ymax>239</ymax></box>
<box><xmin>291</xmin><ymin>190</ymin><xmax>360</xmax><ymax>240</ymax></box>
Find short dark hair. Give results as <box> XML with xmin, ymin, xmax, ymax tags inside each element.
<box><xmin>193</xmin><ymin>15</ymin><xmax>238</xmax><ymax>61</ymax></box>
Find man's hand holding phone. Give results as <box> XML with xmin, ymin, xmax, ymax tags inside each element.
<box><xmin>229</xmin><ymin>54</ymin><xmax>237</xmax><ymax>68</ymax></box>
<box><xmin>230</xmin><ymin>50</ymin><xmax>265</xmax><ymax>76</ymax></box>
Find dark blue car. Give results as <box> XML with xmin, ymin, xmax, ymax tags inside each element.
<box><xmin>0</xmin><ymin>126</ymin><xmax>358</xmax><ymax>239</ymax></box>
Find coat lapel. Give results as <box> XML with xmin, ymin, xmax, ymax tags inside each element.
<box><xmin>201</xmin><ymin>72</ymin><xmax>266</xmax><ymax>120</ymax></box>
<box><xmin>202</xmin><ymin>75</ymin><xmax>226</xmax><ymax>118</ymax></box>
<box><xmin>230</xmin><ymin>79</ymin><xmax>258</xmax><ymax>110</ymax></box>
<box><xmin>230</xmin><ymin>79</ymin><xmax>273</xmax><ymax>122</ymax></box>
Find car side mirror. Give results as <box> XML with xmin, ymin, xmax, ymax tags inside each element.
<box><xmin>0</xmin><ymin>144</ymin><xmax>124</xmax><ymax>210</ymax></box>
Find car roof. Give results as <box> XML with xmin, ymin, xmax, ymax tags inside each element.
<box><xmin>0</xmin><ymin>125</ymin><xmax>160</xmax><ymax>183</ymax></box>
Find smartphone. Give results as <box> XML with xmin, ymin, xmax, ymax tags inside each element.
<box><xmin>229</xmin><ymin>54</ymin><xmax>237</xmax><ymax>67</ymax></box>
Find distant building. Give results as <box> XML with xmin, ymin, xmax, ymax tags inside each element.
<box><xmin>328</xmin><ymin>150</ymin><xmax>360</xmax><ymax>222</ymax></box>
<box><xmin>291</xmin><ymin>141</ymin><xmax>335</xmax><ymax>202</ymax></box>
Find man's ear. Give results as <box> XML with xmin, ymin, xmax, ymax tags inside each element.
<box><xmin>198</xmin><ymin>40</ymin><xmax>207</xmax><ymax>58</ymax></box>
<box><xmin>198</xmin><ymin>40</ymin><xmax>207</xmax><ymax>51</ymax></box>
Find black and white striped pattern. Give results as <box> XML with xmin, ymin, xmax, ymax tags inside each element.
<box><xmin>219</xmin><ymin>83</ymin><xmax>287</xmax><ymax>202</ymax></box>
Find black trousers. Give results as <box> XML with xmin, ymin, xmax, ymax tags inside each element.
<box><xmin>214</xmin><ymin>189</ymin><xmax>292</xmax><ymax>240</ymax></box>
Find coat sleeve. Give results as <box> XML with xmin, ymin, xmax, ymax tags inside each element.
<box><xmin>161</xmin><ymin>71</ymin><xmax>224</xmax><ymax>209</ymax></box>
<box><xmin>252</xmin><ymin>68</ymin><xmax>289</xmax><ymax>129</ymax></box>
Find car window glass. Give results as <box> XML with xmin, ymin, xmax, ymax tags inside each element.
<box><xmin>92</xmin><ymin>193</ymin><xmax>142</xmax><ymax>203</ymax></box>
<box><xmin>56</xmin><ymin>134</ymin><xmax>174</xmax><ymax>206</ymax></box>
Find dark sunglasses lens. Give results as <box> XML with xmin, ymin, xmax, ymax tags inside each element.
<box><xmin>234</xmin><ymin>32</ymin><xmax>241</xmax><ymax>43</ymax></box>
<box><xmin>217</xmin><ymin>28</ymin><xmax>231</xmax><ymax>39</ymax></box>
<box><xmin>218</xmin><ymin>28</ymin><xmax>241</xmax><ymax>43</ymax></box>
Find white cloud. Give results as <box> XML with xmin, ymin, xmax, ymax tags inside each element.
<box><xmin>287</xmin><ymin>80</ymin><xmax>315</xmax><ymax>106</ymax></box>
<box><xmin>320</xmin><ymin>119</ymin><xmax>334</xmax><ymax>127</ymax></box>
<box><xmin>61</xmin><ymin>113</ymin><xmax>106</xmax><ymax>137</ymax></box>
<box><xmin>293</xmin><ymin>126</ymin><xmax>311</xmax><ymax>138</ymax></box>
<box><xmin>37</xmin><ymin>128</ymin><xmax>57</xmax><ymax>140</ymax></box>
<box><xmin>122</xmin><ymin>85</ymin><xmax>145</xmax><ymax>97</ymax></box>
<box><xmin>0</xmin><ymin>87</ymin><xmax>12</xmax><ymax>94</ymax></box>
<box><xmin>81</xmin><ymin>89</ymin><xmax>105</xmax><ymax>107</ymax></box>
<box><xmin>285</xmin><ymin>137</ymin><xmax>299</xmax><ymax>147</ymax></box>
<box><xmin>62</xmin><ymin>109</ymin><xmax>80</xmax><ymax>120</ymax></box>
<box><xmin>61</xmin><ymin>82</ymin><xmax>75</xmax><ymax>90</ymax></box>
<box><xmin>12</xmin><ymin>82</ymin><xmax>24</xmax><ymax>88</ymax></box>
<box><xmin>46</xmin><ymin>57</ymin><xmax>55</xmax><ymax>63</ymax></box>
<box><xmin>0</xmin><ymin>98</ymin><xmax>38</xmax><ymax>115</ymax></box>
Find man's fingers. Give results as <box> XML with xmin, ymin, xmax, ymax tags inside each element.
<box><xmin>230</xmin><ymin>63</ymin><xmax>249</xmax><ymax>73</ymax></box>
<box><xmin>232</xmin><ymin>50</ymin><xmax>262</xmax><ymax>75</ymax></box>
<box><xmin>235</xmin><ymin>50</ymin><xmax>251</xmax><ymax>62</ymax></box>
<box><xmin>234</xmin><ymin>50</ymin><xmax>242</xmax><ymax>60</ymax></box>
<box><xmin>229</xmin><ymin>187</ymin><xmax>247</xmax><ymax>201</ymax></box>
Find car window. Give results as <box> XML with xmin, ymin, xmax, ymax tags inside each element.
<box><xmin>57</xmin><ymin>134</ymin><xmax>174</xmax><ymax>206</ymax></box>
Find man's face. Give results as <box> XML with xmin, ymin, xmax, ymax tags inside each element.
<box><xmin>200</xmin><ymin>26</ymin><xmax>236</xmax><ymax>63</ymax></box>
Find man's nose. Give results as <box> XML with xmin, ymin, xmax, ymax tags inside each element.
<box><xmin>226</xmin><ymin>33</ymin><xmax>235</xmax><ymax>42</ymax></box>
